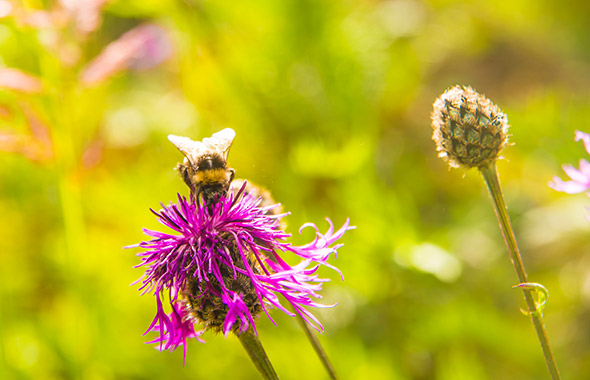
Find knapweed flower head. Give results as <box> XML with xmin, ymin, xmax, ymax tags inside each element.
<box><xmin>131</xmin><ymin>183</ymin><xmax>352</xmax><ymax>359</ymax></box>
<box><xmin>431</xmin><ymin>85</ymin><xmax>510</xmax><ymax>169</ymax></box>
<box><xmin>549</xmin><ymin>131</ymin><xmax>590</xmax><ymax>194</ymax></box>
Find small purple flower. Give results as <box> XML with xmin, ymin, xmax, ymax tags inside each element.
<box><xmin>549</xmin><ymin>131</ymin><xmax>590</xmax><ymax>194</ymax></box>
<box><xmin>130</xmin><ymin>185</ymin><xmax>352</xmax><ymax>359</ymax></box>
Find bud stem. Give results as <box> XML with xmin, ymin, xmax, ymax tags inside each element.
<box><xmin>237</xmin><ymin>328</ymin><xmax>280</xmax><ymax>380</ymax></box>
<box><xmin>479</xmin><ymin>164</ymin><xmax>561</xmax><ymax>380</ymax></box>
<box><xmin>295</xmin><ymin>314</ymin><xmax>339</xmax><ymax>380</ymax></box>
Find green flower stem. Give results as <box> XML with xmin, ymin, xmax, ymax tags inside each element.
<box><xmin>238</xmin><ymin>328</ymin><xmax>280</xmax><ymax>380</ymax></box>
<box><xmin>295</xmin><ymin>314</ymin><xmax>339</xmax><ymax>380</ymax></box>
<box><xmin>479</xmin><ymin>164</ymin><xmax>561</xmax><ymax>380</ymax></box>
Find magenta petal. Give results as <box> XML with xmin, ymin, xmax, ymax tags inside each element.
<box><xmin>562</xmin><ymin>164</ymin><xmax>589</xmax><ymax>185</ymax></box>
<box><xmin>578</xmin><ymin>159</ymin><xmax>590</xmax><ymax>177</ymax></box>
<box><xmin>575</xmin><ymin>130</ymin><xmax>590</xmax><ymax>155</ymax></box>
<box><xmin>146</xmin><ymin>301</ymin><xmax>205</xmax><ymax>364</ymax></box>
<box><xmin>549</xmin><ymin>177</ymin><xmax>590</xmax><ymax>194</ymax></box>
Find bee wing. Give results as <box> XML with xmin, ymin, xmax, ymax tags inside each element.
<box><xmin>168</xmin><ymin>128</ymin><xmax>236</xmax><ymax>164</ymax></box>
<box><xmin>168</xmin><ymin>135</ymin><xmax>203</xmax><ymax>165</ymax></box>
<box><xmin>202</xmin><ymin>128</ymin><xmax>235</xmax><ymax>159</ymax></box>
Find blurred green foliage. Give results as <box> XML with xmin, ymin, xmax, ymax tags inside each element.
<box><xmin>1</xmin><ymin>0</ymin><xmax>589</xmax><ymax>379</ymax></box>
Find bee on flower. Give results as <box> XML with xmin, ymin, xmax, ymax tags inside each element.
<box><xmin>129</xmin><ymin>129</ymin><xmax>352</xmax><ymax>361</ymax></box>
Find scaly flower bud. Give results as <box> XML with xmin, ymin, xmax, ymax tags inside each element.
<box><xmin>431</xmin><ymin>85</ymin><xmax>509</xmax><ymax>169</ymax></box>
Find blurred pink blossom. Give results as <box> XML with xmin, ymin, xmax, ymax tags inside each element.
<box><xmin>0</xmin><ymin>0</ymin><xmax>13</xmax><ymax>18</ymax></box>
<box><xmin>7</xmin><ymin>0</ymin><xmax>103</xmax><ymax>32</ymax></box>
<box><xmin>81</xmin><ymin>23</ymin><xmax>172</xmax><ymax>85</ymax></box>
<box><xmin>0</xmin><ymin>105</ymin><xmax>53</xmax><ymax>163</ymax></box>
<box><xmin>59</xmin><ymin>0</ymin><xmax>107</xmax><ymax>35</ymax></box>
<box><xmin>20</xmin><ymin>10</ymin><xmax>59</xmax><ymax>28</ymax></box>
<box><xmin>81</xmin><ymin>136</ymin><xmax>104</xmax><ymax>169</ymax></box>
<box><xmin>549</xmin><ymin>131</ymin><xmax>590</xmax><ymax>194</ymax></box>
<box><xmin>0</xmin><ymin>68</ymin><xmax>43</xmax><ymax>93</ymax></box>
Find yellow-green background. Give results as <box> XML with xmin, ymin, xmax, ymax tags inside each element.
<box><xmin>1</xmin><ymin>0</ymin><xmax>589</xmax><ymax>379</ymax></box>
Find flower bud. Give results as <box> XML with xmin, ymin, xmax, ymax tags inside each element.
<box><xmin>431</xmin><ymin>85</ymin><xmax>509</xmax><ymax>169</ymax></box>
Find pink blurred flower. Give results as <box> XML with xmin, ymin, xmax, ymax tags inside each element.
<box><xmin>0</xmin><ymin>0</ymin><xmax>13</xmax><ymax>18</ymax></box>
<box><xmin>81</xmin><ymin>23</ymin><xmax>172</xmax><ymax>85</ymax></box>
<box><xmin>549</xmin><ymin>131</ymin><xmax>590</xmax><ymax>194</ymax></box>
<box><xmin>20</xmin><ymin>10</ymin><xmax>58</xmax><ymax>28</ymax></box>
<box><xmin>6</xmin><ymin>0</ymin><xmax>104</xmax><ymax>33</ymax></box>
<box><xmin>59</xmin><ymin>0</ymin><xmax>107</xmax><ymax>35</ymax></box>
<box><xmin>0</xmin><ymin>104</ymin><xmax>53</xmax><ymax>163</ymax></box>
<box><xmin>0</xmin><ymin>68</ymin><xmax>42</xmax><ymax>93</ymax></box>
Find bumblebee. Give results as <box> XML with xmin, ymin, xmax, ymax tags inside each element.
<box><xmin>168</xmin><ymin>129</ymin><xmax>282</xmax><ymax>332</ymax></box>
<box><xmin>168</xmin><ymin>128</ymin><xmax>236</xmax><ymax>204</ymax></box>
<box><xmin>168</xmin><ymin>128</ymin><xmax>283</xmax><ymax>220</ymax></box>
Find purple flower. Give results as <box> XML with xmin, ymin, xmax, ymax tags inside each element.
<box><xmin>549</xmin><ymin>131</ymin><xmax>590</xmax><ymax>194</ymax></box>
<box><xmin>130</xmin><ymin>185</ymin><xmax>352</xmax><ymax>359</ymax></box>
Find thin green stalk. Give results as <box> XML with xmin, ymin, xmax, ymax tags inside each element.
<box><xmin>237</xmin><ymin>328</ymin><xmax>280</xmax><ymax>380</ymax></box>
<box><xmin>295</xmin><ymin>314</ymin><xmax>339</xmax><ymax>380</ymax></box>
<box><xmin>479</xmin><ymin>164</ymin><xmax>561</xmax><ymax>380</ymax></box>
